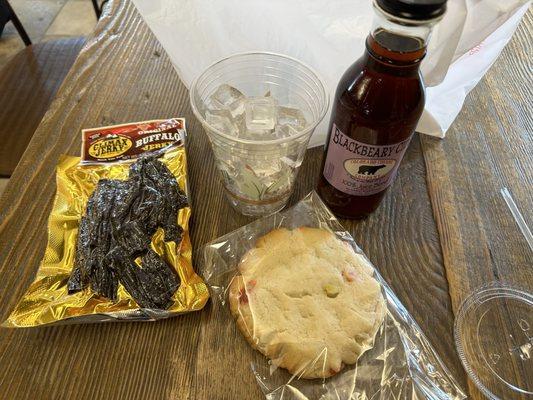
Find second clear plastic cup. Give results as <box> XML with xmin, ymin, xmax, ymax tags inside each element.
<box><xmin>190</xmin><ymin>52</ymin><xmax>328</xmax><ymax>216</ymax></box>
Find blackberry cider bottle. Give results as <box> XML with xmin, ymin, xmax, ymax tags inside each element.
<box><xmin>317</xmin><ymin>0</ymin><xmax>446</xmax><ymax>218</ymax></box>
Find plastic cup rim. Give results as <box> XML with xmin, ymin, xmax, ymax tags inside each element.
<box><xmin>453</xmin><ymin>283</ymin><xmax>533</xmax><ymax>399</ymax></box>
<box><xmin>189</xmin><ymin>51</ymin><xmax>329</xmax><ymax>146</ymax></box>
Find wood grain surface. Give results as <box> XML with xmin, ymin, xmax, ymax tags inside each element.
<box><xmin>0</xmin><ymin>0</ymin><xmax>530</xmax><ymax>399</ymax></box>
<box><xmin>0</xmin><ymin>37</ymin><xmax>85</xmax><ymax>176</ymax></box>
<box><xmin>420</xmin><ymin>8</ymin><xmax>533</xmax><ymax>399</ymax></box>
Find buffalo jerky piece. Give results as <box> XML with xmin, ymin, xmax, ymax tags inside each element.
<box><xmin>128</xmin><ymin>159</ymin><xmax>166</xmax><ymax>235</ymax></box>
<box><xmin>130</xmin><ymin>156</ymin><xmax>188</xmax><ymax>242</ymax></box>
<box><xmin>89</xmin><ymin>180</ymin><xmax>119</xmax><ymax>300</ymax></box>
<box><xmin>69</xmin><ymin>156</ymin><xmax>186</xmax><ymax>308</ymax></box>
<box><xmin>108</xmin><ymin>247</ymin><xmax>146</xmax><ymax>304</ymax></box>
<box><xmin>157</xmin><ymin>168</ymin><xmax>187</xmax><ymax>243</ymax></box>
<box><xmin>140</xmin><ymin>249</ymin><xmax>180</xmax><ymax>308</ymax></box>
<box><xmin>67</xmin><ymin>215</ymin><xmax>90</xmax><ymax>293</ymax></box>
<box><xmin>109</xmin><ymin>180</ymin><xmax>152</xmax><ymax>256</ymax></box>
<box><xmin>163</xmin><ymin>222</ymin><xmax>183</xmax><ymax>244</ymax></box>
<box><xmin>110</xmin><ymin>248</ymin><xmax>179</xmax><ymax>309</ymax></box>
<box><xmin>67</xmin><ymin>262</ymin><xmax>84</xmax><ymax>293</ymax></box>
<box><xmin>114</xmin><ymin>220</ymin><xmax>152</xmax><ymax>255</ymax></box>
<box><xmin>109</xmin><ymin>179</ymin><xmax>139</xmax><ymax>225</ymax></box>
<box><xmin>68</xmin><ymin>181</ymin><xmax>118</xmax><ymax>296</ymax></box>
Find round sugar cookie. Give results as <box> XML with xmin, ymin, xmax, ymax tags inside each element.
<box><xmin>228</xmin><ymin>227</ymin><xmax>385</xmax><ymax>379</ymax></box>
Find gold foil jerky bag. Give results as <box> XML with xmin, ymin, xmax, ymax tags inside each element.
<box><xmin>4</xmin><ymin>119</ymin><xmax>209</xmax><ymax>328</ymax></box>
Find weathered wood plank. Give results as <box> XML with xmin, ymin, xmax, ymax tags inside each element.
<box><xmin>421</xmin><ymin>9</ymin><xmax>533</xmax><ymax>400</ymax></box>
<box><xmin>0</xmin><ymin>37</ymin><xmax>85</xmax><ymax>176</ymax></box>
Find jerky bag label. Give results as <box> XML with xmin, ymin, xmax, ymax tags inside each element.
<box><xmin>323</xmin><ymin>124</ymin><xmax>411</xmax><ymax>196</ymax></box>
<box><xmin>81</xmin><ymin>118</ymin><xmax>186</xmax><ymax>163</ymax></box>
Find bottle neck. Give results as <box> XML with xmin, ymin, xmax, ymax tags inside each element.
<box><xmin>367</xmin><ymin>6</ymin><xmax>434</xmax><ymax>67</ymax></box>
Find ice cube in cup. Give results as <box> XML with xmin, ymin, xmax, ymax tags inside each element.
<box><xmin>205</xmin><ymin>109</ymin><xmax>238</xmax><ymax>136</ymax></box>
<box><xmin>210</xmin><ymin>84</ymin><xmax>245</xmax><ymax>118</ymax></box>
<box><xmin>273</xmin><ymin>124</ymin><xmax>298</xmax><ymax>139</ymax></box>
<box><xmin>278</xmin><ymin>105</ymin><xmax>307</xmax><ymax>131</ymax></box>
<box><xmin>240</xmin><ymin>128</ymin><xmax>273</xmax><ymax>141</ymax></box>
<box><xmin>245</xmin><ymin>97</ymin><xmax>278</xmax><ymax>131</ymax></box>
<box><xmin>237</xmin><ymin>116</ymin><xmax>271</xmax><ymax>140</ymax></box>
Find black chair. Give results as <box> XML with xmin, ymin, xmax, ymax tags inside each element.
<box><xmin>91</xmin><ymin>0</ymin><xmax>110</xmax><ymax>19</ymax></box>
<box><xmin>0</xmin><ymin>0</ymin><xmax>31</xmax><ymax>45</ymax></box>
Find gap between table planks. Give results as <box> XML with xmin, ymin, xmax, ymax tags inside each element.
<box><xmin>0</xmin><ymin>0</ymin><xmax>530</xmax><ymax>399</ymax></box>
<box><xmin>420</xmin><ymin>8</ymin><xmax>532</xmax><ymax>399</ymax></box>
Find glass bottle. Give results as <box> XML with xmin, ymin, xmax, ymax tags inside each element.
<box><xmin>317</xmin><ymin>0</ymin><xmax>446</xmax><ymax>218</ymax></box>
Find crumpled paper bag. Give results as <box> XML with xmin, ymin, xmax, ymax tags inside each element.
<box><xmin>132</xmin><ymin>0</ymin><xmax>529</xmax><ymax>146</ymax></box>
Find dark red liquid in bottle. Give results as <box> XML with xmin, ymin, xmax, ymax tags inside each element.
<box><xmin>317</xmin><ymin>30</ymin><xmax>427</xmax><ymax>219</ymax></box>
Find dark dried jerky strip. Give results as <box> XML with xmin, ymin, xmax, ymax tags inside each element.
<box><xmin>135</xmin><ymin>158</ymin><xmax>188</xmax><ymax>242</ymax></box>
<box><xmin>69</xmin><ymin>155</ymin><xmax>187</xmax><ymax>308</ymax></box>
<box><xmin>89</xmin><ymin>181</ymin><xmax>120</xmax><ymax>300</ymax></box>
<box><xmin>115</xmin><ymin>220</ymin><xmax>152</xmax><ymax>255</ymax></box>
<box><xmin>67</xmin><ymin>263</ymin><xmax>83</xmax><ymax>294</ymax></box>
<box><xmin>140</xmin><ymin>249</ymin><xmax>180</xmax><ymax>309</ymax></box>
<box><xmin>69</xmin><ymin>180</ymin><xmax>116</xmax><ymax>294</ymax></box>
<box><xmin>163</xmin><ymin>223</ymin><xmax>183</xmax><ymax>244</ymax></box>
<box><xmin>110</xmin><ymin>248</ymin><xmax>179</xmax><ymax>309</ymax></box>
<box><xmin>108</xmin><ymin>247</ymin><xmax>147</xmax><ymax>305</ymax></box>
<box><xmin>70</xmin><ymin>180</ymin><xmax>119</xmax><ymax>299</ymax></box>
<box><xmin>67</xmin><ymin>215</ymin><xmax>90</xmax><ymax>293</ymax></box>
<box><xmin>128</xmin><ymin>157</ymin><xmax>187</xmax><ymax>243</ymax></box>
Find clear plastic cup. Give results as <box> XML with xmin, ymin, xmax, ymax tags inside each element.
<box><xmin>190</xmin><ymin>52</ymin><xmax>328</xmax><ymax>216</ymax></box>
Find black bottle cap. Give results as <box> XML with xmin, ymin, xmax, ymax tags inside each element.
<box><xmin>375</xmin><ymin>0</ymin><xmax>447</xmax><ymax>21</ymax></box>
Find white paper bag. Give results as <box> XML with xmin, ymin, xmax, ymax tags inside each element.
<box><xmin>419</xmin><ymin>1</ymin><xmax>530</xmax><ymax>136</ymax></box>
<box><xmin>132</xmin><ymin>0</ymin><xmax>529</xmax><ymax>147</ymax></box>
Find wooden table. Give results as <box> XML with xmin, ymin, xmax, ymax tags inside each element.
<box><xmin>0</xmin><ymin>37</ymin><xmax>85</xmax><ymax>176</ymax></box>
<box><xmin>0</xmin><ymin>1</ymin><xmax>531</xmax><ymax>399</ymax></box>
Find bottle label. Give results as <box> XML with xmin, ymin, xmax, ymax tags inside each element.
<box><xmin>322</xmin><ymin>124</ymin><xmax>411</xmax><ymax>196</ymax></box>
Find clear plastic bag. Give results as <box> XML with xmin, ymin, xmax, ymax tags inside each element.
<box><xmin>204</xmin><ymin>192</ymin><xmax>466</xmax><ymax>399</ymax></box>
